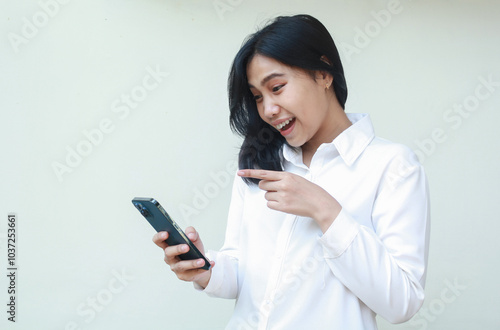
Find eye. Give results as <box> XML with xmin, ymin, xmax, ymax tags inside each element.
<box><xmin>272</xmin><ymin>85</ymin><xmax>284</xmax><ymax>93</ymax></box>
<box><xmin>253</xmin><ymin>94</ymin><xmax>262</xmax><ymax>102</ymax></box>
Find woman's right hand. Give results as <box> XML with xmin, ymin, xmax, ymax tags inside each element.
<box><xmin>152</xmin><ymin>226</ymin><xmax>214</xmax><ymax>289</ymax></box>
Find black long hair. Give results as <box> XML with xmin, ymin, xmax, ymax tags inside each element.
<box><xmin>228</xmin><ymin>14</ymin><xmax>347</xmax><ymax>185</ymax></box>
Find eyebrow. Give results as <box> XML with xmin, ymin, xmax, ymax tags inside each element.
<box><xmin>248</xmin><ymin>73</ymin><xmax>285</xmax><ymax>88</ymax></box>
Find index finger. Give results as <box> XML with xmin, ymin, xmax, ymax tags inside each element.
<box><xmin>237</xmin><ymin>169</ymin><xmax>283</xmax><ymax>181</ymax></box>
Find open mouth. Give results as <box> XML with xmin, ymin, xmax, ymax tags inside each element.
<box><xmin>276</xmin><ymin>118</ymin><xmax>295</xmax><ymax>131</ymax></box>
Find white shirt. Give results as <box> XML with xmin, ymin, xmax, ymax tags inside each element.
<box><xmin>200</xmin><ymin>113</ymin><xmax>430</xmax><ymax>330</ymax></box>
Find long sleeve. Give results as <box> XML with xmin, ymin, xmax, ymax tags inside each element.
<box><xmin>200</xmin><ymin>173</ymin><xmax>245</xmax><ymax>299</ymax></box>
<box><xmin>196</xmin><ymin>114</ymin><xmax>431</xmax><ymax>329</ymax></box>
<box><xmin>319</xmin><ymin>147</ymin><xmax>430</xmax><ymax>323</ymax></box>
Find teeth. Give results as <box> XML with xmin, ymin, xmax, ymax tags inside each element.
<box><xmin>276</xmin><ymin>118</ymin><xmax>293</xmax><ymax>130</ymax></box>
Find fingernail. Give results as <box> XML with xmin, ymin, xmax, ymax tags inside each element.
<box><xmin>237</xmin><ymin>170</ymin><xmax>245</xmax><ymax>176</ymax></box>
<box><xmin>182</xmin><ymin>245</ymin><xmax>189</xmax><ymax>252</ymax></box>
<box><xmin>187</xmin><ymin>233</ymin><xmax>195</xmax><ymax>240</ymax></box>
<box><xmin>197</xmin><ymin>259</ymin><xmax>204</xmax><ymax>266</ymax></box>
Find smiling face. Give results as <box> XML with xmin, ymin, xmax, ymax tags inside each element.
<box><xmin>247</xmin><ymin>54</ymin><xmax>344</xmax><ymax>154</ymax></box>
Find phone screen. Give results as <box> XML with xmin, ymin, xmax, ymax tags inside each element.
<box><xmin>132</xmin><ymin>197</ymin><xmax>211</xmax><ymax>270</ymax></box>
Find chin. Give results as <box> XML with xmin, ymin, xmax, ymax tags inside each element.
<box><xmin>285</xmin><ymin>137</ymin><xmax>305</xmax><ymax>148</ymax></box>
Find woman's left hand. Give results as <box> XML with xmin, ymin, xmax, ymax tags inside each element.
<box><xmin>238</xmin><ymin>169</ymin><xmax>342</xmax><ymax>232</ymax></box>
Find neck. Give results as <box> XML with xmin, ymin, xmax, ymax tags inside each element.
<box><xmin>302</xmin><ymin>101</ymin><xmax>351</xmax><ymax>167</ymax></box>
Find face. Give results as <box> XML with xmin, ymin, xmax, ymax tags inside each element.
<box><xmin>246</xmin><ymin>54</ymin><xmax>335</xmax><ymax>151</ymax></box>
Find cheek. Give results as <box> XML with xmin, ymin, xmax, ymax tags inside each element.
<box><xmin>296</xmin><ymin>110</ymin><xmax>321</xmax><ymax>138</ymax></box>
<box><xmin>297</xmin><ymin>118</ymin><xmax>312</xmax><ymax>136</ymax></box>
<box><xmin>256</xmin><ymin>105</ymin><xmax>267</xmax><ymax>122</ymax></box>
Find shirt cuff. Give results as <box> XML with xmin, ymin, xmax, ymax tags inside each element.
<box><xmin>318</xmin><ymin>208</ymin><xmax>360</xmax><ymax>258</ymax></box>
<box><xmin>193</xmin><ymin>250</ymin><xmax>223</xmax><ymax>294</ymax></box>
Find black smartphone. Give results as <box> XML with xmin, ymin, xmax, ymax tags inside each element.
<box><xmin>132</xmin><ymin>197</ymin><xmax>211</xmax><ymax>270</ymax></box>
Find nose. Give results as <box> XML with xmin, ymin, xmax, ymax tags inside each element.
<box><xmin>263</xmin><ymin>98</ymin><xmax>280</xmax><ymax>119</ymax></box>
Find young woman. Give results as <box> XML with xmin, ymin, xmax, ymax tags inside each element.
<box><xmin>154</xmin><ymin>14</ymin><xmax>430</xmax><ymax>329</ymax></box>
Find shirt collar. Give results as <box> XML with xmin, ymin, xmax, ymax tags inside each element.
<box><xmin>283</xmin><ymin>113</ymin><xmax>375</xmax><ymax>167</ymax></box>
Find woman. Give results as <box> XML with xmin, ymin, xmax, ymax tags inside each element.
<box><xmin>154</xmin><ymin>14</ymin><xmax>430</xmax><ymax>329</ymax></box>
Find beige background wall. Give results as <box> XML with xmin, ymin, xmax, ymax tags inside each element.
<box><xmin>1</xmin><ymin>1</ymin><xmax>499</xmax><ymax>329</ymax></box>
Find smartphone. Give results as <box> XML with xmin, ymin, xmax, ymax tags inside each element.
<box><xmin>132</xmin><ymin>197</ymin><xmax>211</xmax><ymax>270</ymax></box>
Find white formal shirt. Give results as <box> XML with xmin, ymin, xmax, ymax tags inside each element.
<box><xmin>199</xmin><ymin>113</ymin><xmax>430</xmax><ymax>330</ymax></box>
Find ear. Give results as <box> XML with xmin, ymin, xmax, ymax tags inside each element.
<box><xmin>315</xmin><ymin>70</ymin><xmax>333</xmax><ymax>90</ymax></box>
